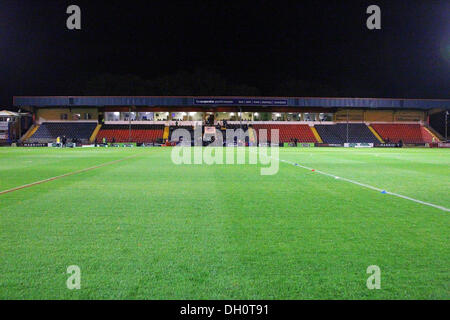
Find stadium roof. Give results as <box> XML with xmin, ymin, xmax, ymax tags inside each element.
<box><xmin>13</xmin><ymin>96</ymin><xmax>450</xmax><ymax>110</ymax></box>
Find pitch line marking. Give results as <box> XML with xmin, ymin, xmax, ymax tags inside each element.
<box><xmin>276</xmin><ymin>157</ymin><xmax>449</xmax><ymax>212</ymax></box>
<box><xmin>0</xmin><ymin>154</ymin><xmax>139</xmax><ymax>196</ymax></box>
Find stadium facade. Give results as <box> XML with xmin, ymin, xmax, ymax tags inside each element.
<box><xmin>5</xmin><ymin>96</ymin><xmax>450</xmax><ymax>147</ymax></box>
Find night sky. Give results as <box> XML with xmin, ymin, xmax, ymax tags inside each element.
<box><xmin>1</xmin><ymin>0</ymin><xmax>449</xmax><ymax>108</ymax></box>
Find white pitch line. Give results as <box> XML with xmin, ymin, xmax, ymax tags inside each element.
<box><xmin>276</xmin><ymin>155</ymin><xmax>450</xmax><ymax>212</ymax></box>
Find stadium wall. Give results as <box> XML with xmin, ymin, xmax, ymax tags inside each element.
<box><xmin>334</xmin><ymin>109</ymin><xmax>425</xmax><ymax>122</ymax></box>
<box><xmin>36</xmin><ymin>108</ymin><xmax>99</xmax><ymax>123</ymax></box>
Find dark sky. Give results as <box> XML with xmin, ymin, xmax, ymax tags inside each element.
<box><xmin>0</xmin><ymin>0</ymin><xmax>449</xmax><ymax>107</ymax></box>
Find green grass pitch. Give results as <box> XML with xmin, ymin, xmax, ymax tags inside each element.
<box><xmin>0</xmin><ymin>147</ymin><xmax>448</xmax><ymax>299</ymax></box>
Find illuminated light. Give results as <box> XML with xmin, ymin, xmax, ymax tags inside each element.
<box><xmin>189</xmin><ymin>112</ymin><xmax>196</xmax><ymax>116</ymax></box>
<box><xmin>254</xmin><ymin>112</ymin><xmax>259</xmax><ymax>116</ymax></box>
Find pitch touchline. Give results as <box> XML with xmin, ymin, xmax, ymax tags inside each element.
<box><xmin>272</xmin><ymin>154</ymin><xmax>449</xmax><ymax>212</ymax></box>
<box><xmin>0</xmin><ymin>154</ymin><xmax>139</xmax><ymax>196</ymax></box>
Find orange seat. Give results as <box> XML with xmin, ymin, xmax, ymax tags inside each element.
<box><xmin>371</xmin><ymin>124</ymin><xmax>434</xmax><ymax>143</ymax></box>
<box><xmin>252</xmin><ymin>124</ymin><xmax>317</xmax><ymax>143</ymax></box>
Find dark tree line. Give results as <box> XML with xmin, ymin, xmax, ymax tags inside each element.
<box><xmin>81</xmin><ymin>69</ymin><xmax>348</xmax><ymax>97</ymax></box>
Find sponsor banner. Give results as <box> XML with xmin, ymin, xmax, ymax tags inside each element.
<box><xmin>281</xmin><ymin>142</ymin><xmax>314</xmax><ymax>147</ymax></box>
<box><xmin>0</xmin><ymin>122</ymin><xmax>9</xmax><ymax>130</ymax></box>
<box><xmin>438</xmin><ymin>142</ymin><xmax>450</xmax><ymax>148</ymax></box>
<box><xmin>194</xmin><ymin>98</ymin><xmax>287</xmax><ymax>106</ymax></box>
<box><xmin>376</xmin><ymin>143</ymin><xmax>398</xmax><ymax>148</ymax></box>
<box><xmin>316</xmin><ymin>143</ymin><xmax>343</xmax><ymax>147</ymax></box>
<box><xmin>22</xmin><ymin>143</ymin><xmax>48</xmax><ymax>147</ymax></box>
<box><xmin>283</xmin><ymin>142</ymin><xmax>315</xmax><ymax>147</ymax></box>
<box><xmin>140</xmin><ymin>143</ymin><xmax>158</xmax><ymax>147</ymax></box>
<box><xmin>0</xmin><ymin>133</ymin><xmax>8</xmax><ymax>140</ymax></box>
<box><xmin>258</xmin><ymin>142</ymin><xmax>279</xmax><ymax>147</ymax></box>
<box><xmin>108</xmin><ymin>143</ymin><xmax>136</xmax><ymax>147</ymax></box>
<box><xmin>344</xmin><ymin>143</ymin><xmax>374</xmax><ymax>148</ymax></box>
<box><xmin>298</xmin><ymin>143</ymin><xmax>314</xmax><ymax>147</ymax></box>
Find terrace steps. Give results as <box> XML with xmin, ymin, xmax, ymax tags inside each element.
<box><xmin>163</xmin><ymin>126</ymin><xmax>170</xmax><ymax>140</ymax></box>
<box><xmin>367</xmin><ymin>125</ymin><xmax>384</xmax><ymax>143</ymax></box>
<box><xmin>89</xmin><ymin>124</ymin><xmax>102</xmax><ymax>143</ymax></box>
<box><xmin>21</xmin><ymin>125</ymin><xmax>39</xmax><ymax>142</ymax></box>
<box><xmin>310</xmin><ymin>126</ymin><xmax>323</xmax><ymax>143</ymax></box>
<box><xmin>422</xmin><ymin>127</ymin><xmax>439</xmax><ymax>142</ymax></box>
<box><xmin>423</xmin><ymin>125</ymin><xmax>442</xmax><ymax>142</ymax></box>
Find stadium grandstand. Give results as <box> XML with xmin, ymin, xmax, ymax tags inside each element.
<box><xmin>12</xmin><ymin>96</ymin><xmax>450</xmax><ymax>147</ymax></box>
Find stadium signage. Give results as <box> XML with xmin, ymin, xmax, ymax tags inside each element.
<box><xmin>0</xmin><ymin>122</ymin><xmax>8</xmax><ymax>130</ymax></box>
<box><xmin>22</xmin><ymin>143</ymin><xmax>47</xmax><ymax>147</ymax></box>
<box><xmin>344</xmin><ymin>143</ymin><xmax>374</xmax><ymax>148</ymax></box>
<box><xmin>377</xmin><ymin>143</ymin><xmax>398</xmax><ymax>148</ymax></box>
<box><xmin>317</xmin><ymin>143</ymin><xmax>343</xmax><ymax>147</ymax></box>
<box><xmin>194</xmin><ymin>98</ymin><xmax>287</xmax><ymax>106</ymax></box>
<box><xmin>298</xmin><ymin>143</ymin><xmax>314</xmax><ymax>147</ymax></box>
